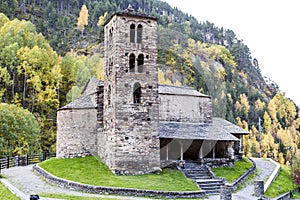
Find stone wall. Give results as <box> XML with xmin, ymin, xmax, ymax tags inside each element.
<box><xmin>159</xmin><ymin>93</ymin><xmax>212</xmax><ymax>123</ymax></box>
<box><xmin>275</xmin><ymin>191</ymin><xmax>292</xmax><ymax>200</ymax></box>
<box><xmin>33</xmin><ymin>164</ymin><xmax>205</xmax><ymax>199</ymax></box>
<box><xmin>232</xmin><ymin>158</ymin><xmax>256</xmax><ymax>190</ymax></box>
<box><xmin>264</xmin><ymin>158</ymin><xmax>280</xmax><ymax>193</ymax></box>
<box><xmin>56</xmin><ymin>108</ymin><xmax>98</xmax><ymax>158</ymax></box>
<box><xmin>102</xmin><ymin>13</ymin><xmax>161</xmax><ymax>174</ymax></box>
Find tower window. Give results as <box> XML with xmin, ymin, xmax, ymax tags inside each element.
<box><xmin>129</xmin><ymin>53</ymin><xmax>135</xmax><ymax>72</ymax></box>
<box><xmin>137</xmin><ymin>24</ymin><xmax>143</xmax><ymax>43</ymax></box>
<box><xmin>133</xmin><ymin>82</ymin><xmax>142</xmax><ymax>104</ymax></box>
<box><xmin>137</xmin><ymin>54</ymin><xmax>144</xmax><ymax>73</ymax></box>
<box><xmin>107</xmin><ymin>85</ymin><xmax>111</xmax><ymax>106</ymax></box>
<box><xmin>109</xmin><ymin>27</ymin><xmax>113</xmax><ymax>38</ymax></box>
<box><xmin>130</xmin><ymin>24</ymin><xmax>135</xmax><ymax>43</ymax></box>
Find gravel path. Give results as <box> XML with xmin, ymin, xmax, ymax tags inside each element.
<box><xmin>208</xmin><ymin>158</ymin><xmax>277</xmax><ymax>200</ymax></box>
<box><xmin>1</xmin><ymin>165</ymin><xmax>149</xmax><ymax>200</ymax></box>
<box><xmin>1</xmin><ymin>158</ymin><xmax>277</xmax><ymax>200</ymax></box>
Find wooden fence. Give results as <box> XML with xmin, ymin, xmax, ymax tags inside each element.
<box><xmin>0</xmin><ymin>153</ymin><xmax>56</xmax><ymax>173</ymax></box>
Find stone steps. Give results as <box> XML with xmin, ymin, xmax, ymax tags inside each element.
<box><xmin>196</xmin><ymin>179</ymin><xmax>224</xmax><ymax>194</ymax></box>
<box><xmin>180</xmin><ymin>161</ymin><xmax>225</xmax><ymax>195</ymax></box>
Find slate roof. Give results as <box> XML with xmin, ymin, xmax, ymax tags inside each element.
<box><xmin>158</xmin><ymin>84</ymin><xmax>210</xmax><ymax>98</ymax></box>
<box><xmin>59</xmin><ymin>77</ymin><xmax>102</xmax><ymax>110</ymax></box>
<box><xmin>216</xmin><ymin>118</ymin><xmax>250</xmax><ymax>135</ymax></box>
<box><xmin>160</xmin><ymin>118</ymin><xmax>249</xmax><ymax>141</ymax></box>
<box><xmin>82</xmin><ymin>76</ymin><xmax>104</xmax><ymax>96</ymax></box>
<box><xmin>104</xmin><ymin>5</ymin><xmax>157</xmax><ymax>26</ymax></box>
<box><xmin>58</xmin><ymin>94</ymin><xmax>97</xmax><ymax>110</ymax></box>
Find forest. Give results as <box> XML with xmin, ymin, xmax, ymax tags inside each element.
<box><xmin>0</xmin><ymin>0</ymin><xmax>299</xmax><ymax>166</ymax></box>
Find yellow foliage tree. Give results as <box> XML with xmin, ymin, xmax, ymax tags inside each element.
<box><xmin>158</xmin><ymin>69</ymin><xmax>172</xmax><ymax>85</ymax></box>
<box><xmin>77</xmin><ymin>5</ymin><xmax>89</xmax><ymax>35</ymax></box>
<box><xmin>97</xmin><ymin>12</ymin><xmax>108</xmax><ymax>27</ymax></box>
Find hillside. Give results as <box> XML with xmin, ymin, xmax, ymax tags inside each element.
<box><xmin>0</xmin><ymin>0</ymin><xmax>299</xmax><ymax>165</ymax></box>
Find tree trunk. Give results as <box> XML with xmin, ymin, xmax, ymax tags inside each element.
<box><xmin>23</xmin><ymin>74</ymin><xmax>26</xmax><ymax>106</ymax></box>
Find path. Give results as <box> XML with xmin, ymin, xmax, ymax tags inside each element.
<box><xmin>1</xmin><ymin>158</ymin><xmax>277</xmax><ymax>200</ymax></box>
<box><xmin>1</xmin><ymin>165</ymin><xmax>149</xmax><ymax>200</ymax></box>
<box><xmin>208</xmin><ymin>158</ymin><xmax>276</xmax><ymax>200</ymax></box>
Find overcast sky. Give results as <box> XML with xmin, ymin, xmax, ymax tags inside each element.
<box><xmin>164</xmin><ymin>0</ymin><xmax>300</xmax><ymax>106</ymax></box>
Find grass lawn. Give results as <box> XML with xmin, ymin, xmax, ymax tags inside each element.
<box><xmin>40</xmin><ymin>193</ymin><xmax>203</xmax><ymax>200</ymax></box>
<box><xmin>40</xmin><ymin>193</ymin><xmax>120</xmax><ymax>200</ymax></box>
<box><xmin>265</xmin><ymin>164</ymin><xmax>297</xmax><ymax>198</ymax></box>
<box><xmin>0</xmin><ymin>182</ymin><xmax>20</xmax><ymax>200</ymax></box>
<box><xmin>210</xmin><ymin>157</ymin><xmax>253</xmax><ymax>183</ymax></box>
<box><xmin>39</xmin><ymin>156</ymin><xmax>198</xmax><ymax>191</ymax></box>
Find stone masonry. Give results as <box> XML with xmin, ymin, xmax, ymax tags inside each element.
<box><xmin>99</xmin><ymin>7</ymin><xmax>161</xmax><ymax>175</ymax></box>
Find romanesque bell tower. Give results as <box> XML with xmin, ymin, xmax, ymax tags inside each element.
<box><xmin>98</xmin><ymin>6</ymin><xmax>160</xmax><ymax>175</ymax></box>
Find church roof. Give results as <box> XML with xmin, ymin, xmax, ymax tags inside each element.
<box><xmin>58</xmin><ymin>94</ymin><xmax>97</xmax><ymax>110</ymax></box>
<box><xmin>104</xmin><ymin>5</ymin><xmax>157</xmax><ymax>26</ymax></box>
<box><xmin>158</xmin><ymin>84</ymin><xmax>210</xmax><ymax>98</ymax></box>
<box><xmin>58</xmin><ymin>77</ymin><xmax>102</xmax><ymax>110</ymax></box>
<box><xmin>159</xmin><ymin>118</ymin><xmax>248</xmax><ymax>141</ymax></box>
<box><xmin>82</xmin><ymin>76</ymin><xmax>104</xmax><ymax>96</ymax></box>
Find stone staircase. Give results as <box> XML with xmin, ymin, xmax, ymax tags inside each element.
<box><xmin>180</xmin><ymin>161</ymin><xmax>225</xmax><ymax>195</ymax></box>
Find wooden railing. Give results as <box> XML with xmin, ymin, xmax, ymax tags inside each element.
<box><xmin>0</xmin><ymin>152</ymin><xmax>56</xmax><ymax>173</ymax></box>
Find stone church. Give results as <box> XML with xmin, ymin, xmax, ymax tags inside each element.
<box><xmin>56</xmin><ymin>6</ymin><xmax>249</xmax><ymax>175</ymax></box>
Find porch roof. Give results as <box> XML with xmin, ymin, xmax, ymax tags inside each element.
<box><xmin>159</xmin><ymin>118</ymin><xmax>247</xmax><ymax>141</ymax></box>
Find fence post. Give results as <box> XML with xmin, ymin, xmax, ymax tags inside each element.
<box><xmin>26</xmin><ymin>154</ymin><xmax>29</xmax><ymax>165</ymax></box>
<box><xmin>16</xmin><ymin>156</ymin><xmax>19</xmax><ymax>167</ymax></box>
<box><xmin>7</xmin><ymin>156</ymin><xmax>9</xmax><ymax>168</ymax></box>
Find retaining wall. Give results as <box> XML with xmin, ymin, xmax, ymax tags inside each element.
<box><xmin>232</xmin><ymin>158</ymin><xmax>256</xmax><ymax>190</ymax></box>
<box><xmin>264</xmin><ymin>158</ymin><xmax>280</xmax><ymax>193</ymax></box>
<box><xmin>275</xmin><ymin>191</ymin><xmax>291</xmax><ymax>200</ymax></box>
<box><xmin>33</xmin><ymin>164</ymin><xmax>205</xmax><ymax>199</ymax></box>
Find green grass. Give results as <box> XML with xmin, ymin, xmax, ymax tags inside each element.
<box><xmin>40</xmin><ymin>193</ymin><xmax>120</xmax><ymax>200</ymax></box>
<box><xmin>265</xmin><ymin>165</ymin><xmax>297</xmax><ymax>198</ymax></box>
<box><xmin>293</xmin><ymin>192</ymin><xmax>300</xmax><ymax>199</ymax></box>
<box><xmin>39</xmin><ymin>156</ymin><xmax>198</xmax><ymax>191</ymax></box>
<box><xmin>0</xmin><ymin>182</ymin><xmax>20</xmax><ymax>200</ymax></box>
<box><xmin>40</xmin><ymin>193</ymin><xmax>204</xmax><ymax>200</ymax></box>
<box><xmin>211</xmin><ymin>157</ymin><xmax>253</xmax><ymax>183</ymax></box>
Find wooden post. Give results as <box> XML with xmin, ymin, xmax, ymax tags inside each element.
<box><xmin>7</xmin><ymin>156</ymin><xmax>9</xmax><ymax>168</ymax></box>
<box><xmin>199</xmin><ymin>145</ymin><xmax>203</xmax><ymax>159</ymax></box>
<box><xmin>180</xmin><ymin>141</ymin><xmax>183</xmax><ymax>161</ymax></box>
<box><xmin>213</xmin><ymin>145</ymin><xmax>216</xmax><ymax>159</ymax></box>
<box><xmin>166</xmin><ymin>144</ymin><xmax>169</xmax><ymax>160</ymax></box>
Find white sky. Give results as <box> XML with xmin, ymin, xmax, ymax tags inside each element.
<box><xmin>164</xmin><ymin>0</ymin><xmax>300</xmax><ymax>106</ymax></box>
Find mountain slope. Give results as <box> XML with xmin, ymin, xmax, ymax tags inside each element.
<box><xmin>0</xmin><ymin>0</ymin><xmax>299</xmax><ymax>164</ymax></box>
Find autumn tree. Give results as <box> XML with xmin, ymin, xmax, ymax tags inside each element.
<box><xmin>60</xmin><ymin>52</ymin><xmax>105</xmax><ymax>104</ymax></box>
<box><xmin>0</xmin><ymin>14</ymin><xmax>61</xmax><ymax>153</ymax></box>
<box><xmin>97</xmin><ymin>12</ymin><xmax>107</xmax><ymax>27</ymax></box>
<box><xmin>77</xmin><ymin>4</ymin><xmax>89</xmax><ymax>36</ymax></box>
<box><xmin>0</xmin><ymin>103</ymin><xmax>41</xmax><ymax>156</ymax></box>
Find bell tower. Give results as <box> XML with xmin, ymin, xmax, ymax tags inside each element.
<box><xmin>100</xmin><ymin>6</ymin><xmax>160</xmax><ymax>175</ymax></box>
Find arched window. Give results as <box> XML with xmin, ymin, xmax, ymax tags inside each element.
<box><xmin>133</xmin><ymin>83</ymin><xmax>142</xmax><ymax>104</ymax></box>
<box><xmin>129</xmin><ymin>53</ymin><xmax>135</xmax><ymax>72</ymax></box>
<box><xmin>137</xmin><ymin>54</ymin><xmax>144</xmax><ymax>73</ymax></box>
<box><xmin>107</xmin><ymin>85</ymin><xmax>111</xmax><ymax>105</ymax></box>
<box><xmin>137</xmin><ymin>24</ymin><xmax>143</xmax><ymax>43</ymax></box>
<box><xmin>130</xmin><ymin>24</ymin><xmax>135</xmax><ymax>43</ymax></box>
